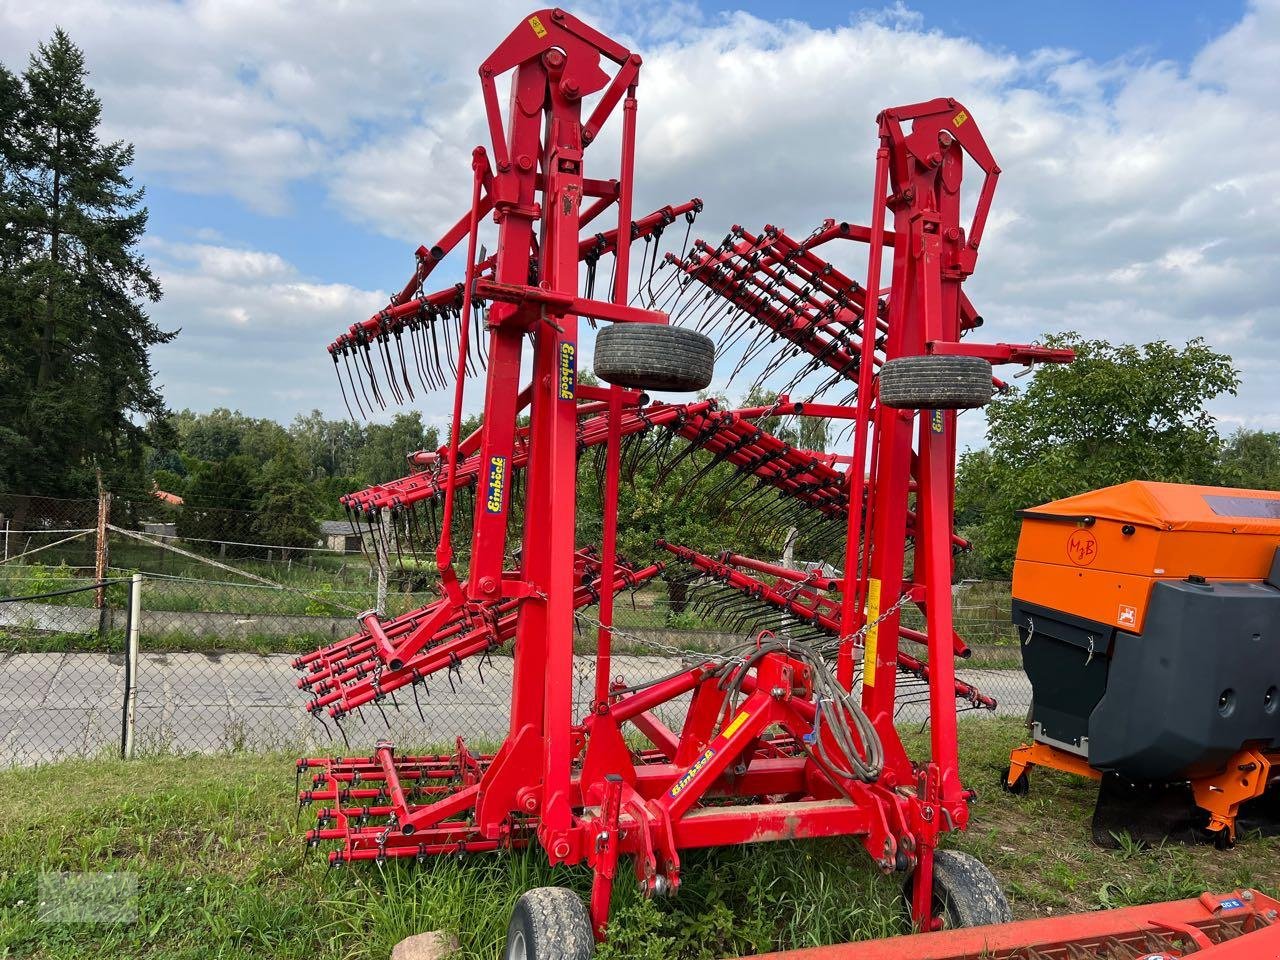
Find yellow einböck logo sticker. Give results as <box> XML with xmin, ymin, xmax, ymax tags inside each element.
<box><xmin>558</xmin><ymin>342</ymin><xmax>576</xmax><ymax>400</ymax></box>
<box><xmin>669</xmin><ymin>747</ymin><xmax>715</xmax><ymax>798</ymax></box>
<box><xmin>485</xmin><ymin>455</ymin><xmax>508</xmax><ymax>514</ymax></box>
<box><xmin>952</xmin><ymin>110</ymin><xmax>969</xmax><ymax>128</ymax></box>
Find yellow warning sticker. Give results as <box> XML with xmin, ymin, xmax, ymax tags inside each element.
<box><xmin>528</xmin><ymin>15</ymin><xmax>548</xmax><ymax>38</ymax></box>
<box><xmin>721</xmin><ymin>709</ymin><xmax>750</xmax><ymax>740</ymax></box>
<box><xmin>952</xmin><ymin>110</ymin><xmax>968</xmax><ymax>128</ymax></box>
<box><xmin>864</xmin><ymin>578</ymin><xmax>882</xmax><ymax>687</ymax></box>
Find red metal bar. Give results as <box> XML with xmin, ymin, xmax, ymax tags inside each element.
<box><xmin>839</xmin><ymin>143</ymin><xmax>890</xmax><ymax>689</ymax></box>
<box><xmin>594</xmin><ymin>79</ymin><xmax>640</xmax><ymax>712</ymax></box>
<box><xmin>742</xmin><ymin>891</ymin><xmax>1280</xmax><ymax>960</ymax></box>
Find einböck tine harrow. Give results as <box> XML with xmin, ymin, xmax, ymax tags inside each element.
<box><xmin>295</xmin><ymin>7</ymin><xmax>1076</xmax><ymax>955</ymax></box>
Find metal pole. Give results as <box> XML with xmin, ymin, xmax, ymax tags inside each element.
<box><xmin>121</xmin><ymin>572</ymin><xmax>141</xmax><ymax>759</ymax></box>
<box><xmin>376</xmin><ymin>514</ymin><xmax>389</xmax><ymax>616</ymax></box>
<box><xmin>2</xmin><ymin>518</ymin><xmax>8</xmax><ymax>562</ymax></box>
<box><xmin>593</xmin><ymin>82</ymin><xmax>639</xmax><ymax>713</ymax></box>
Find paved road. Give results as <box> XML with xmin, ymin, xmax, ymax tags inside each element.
<box><xmin>0</xmin><ymin>651</ymin><xmax>1030</xmax><ymax>765</ymax></box>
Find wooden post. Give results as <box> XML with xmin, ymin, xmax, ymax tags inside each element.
<box><xmin>94</xmin><ymin>472</ymin><xmax>112</xmax><ymax>627</ymax></box>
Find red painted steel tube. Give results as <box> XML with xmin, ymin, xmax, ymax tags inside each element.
<box><xmin>593</xmin><ymin>82</ymin><xmax>639</xmax><ymax>711</ymax></box>
<box><xmin>722</xmin><ymin>552</ymin><xmax>838</xmax><ymax>591</ymax></box>
<box><xmin>359</xmin><ymin>610</ymin><xmax>398</xmax><ymax>664</ymax></box>
<box><xmin>375</xmin><ymin>742</ymin><xmax>415</xmax><ymax>827</ymax></box>
<box><xmin>435</xmin><ymin>148</ymin><xmax>487</xmax><ymax>590</ymax></box>
<box><xmin>839</xmin><ymin>143</ymin><xmax>890</xmax><ymax>689</ymax></box>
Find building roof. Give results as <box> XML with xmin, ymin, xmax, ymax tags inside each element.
<box><xmin>319</xmin><ymin>520</ymin><xmax>358</xmax><ymax>536</ymax></box>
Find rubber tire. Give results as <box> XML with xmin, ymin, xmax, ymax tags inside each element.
<box><xmin>503</xmin><ymin>887</ymin><xmax>594</xmax><ymax>960</ymax></box>
<box><xmin>593</xmin><ymin>323</ymin><xmax>714</xmax><ymax>393</ymax></box>
<box><xmin>1001</xmin><ymin>766</ymin><xmax>1030</xmax><ymax>796</ymax></box>
<box><xmin>878</xmin><ymin>355</ymin><xmax>993</xmax><ymax>410</ymax></box>
<box><xmin>908</xmin><ymin>850</ymin><xmax>1012</xmax><ymax>930</ymax></box>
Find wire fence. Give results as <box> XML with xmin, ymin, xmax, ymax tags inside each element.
<box><xmin>0</xmin><ymin>492</ymin><xmax>1031</xmax><ymax>766</ymax></box>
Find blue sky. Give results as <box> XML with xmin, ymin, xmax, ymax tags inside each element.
<box><xmin>2</xmin><ymin>0</ymin><xmax>1276</xmax><ymax>449</ymax></box>
<box><xmin>706</xmin><ymin>2</ymin><xmax>1244</xmax><ymax>63</ymax></box>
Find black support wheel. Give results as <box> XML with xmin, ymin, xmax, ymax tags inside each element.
<box><xmin>1001</xmin><ymin>765</ymin><xmax>1030</xmax><ymax>796</ymax></box>
<box><xmin>1207</xmin><ymin>826</ymin><xmax>1235</xmax><ymax>851</ymax></box>
<box><xmin>503</xmin><ymin>887</ymin><xmax>595</xmax><ymax>960</ymax></box>
<box><xmin>593</xmin><ymin>322</ymin><xmax>714</xmax><ymax>393</ymax></box>
<box><xmin>907</xmin><ymin>849</ymin><xmax>1012</xmax><ymax>930</ymax></box>
<box><xmin>878</xmin><ymin>354</ymin><xmax>994</xmax><ymax>410</ymax></box>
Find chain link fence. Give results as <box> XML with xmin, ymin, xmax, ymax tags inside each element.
<box><xmin>1</xmin><ymin>493</ymin><xmax>1031</xmax><ymax>766</ymax></box>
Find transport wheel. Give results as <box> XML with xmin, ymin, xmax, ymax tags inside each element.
<box><xmin>907</xmin><ymin>850</ymin><xmax>1013</xmax><ymax>930</ymax></box>
<box><xmin>1207</xmin><ymin>826</ymin><xmax>1235</xmax><ymax>851</ymax></box>
<box><xmin>593</xmin><ymin>322</ymin><xmax>714</xmax><ymax>392</ymax></box>
<box><xmin>1001</xmin><ymin>765</ymin><xmax>1031</xmax><ymax>796</ymax></box>
<box><xmin>503</xmin><ymin>887</ymin><xmax>594</xmax><ymax>960</ymax></box>
<box><xmin>878</xmin><ymin>355</ymin><xmax>994</xmax><ymax>410</ymax></box>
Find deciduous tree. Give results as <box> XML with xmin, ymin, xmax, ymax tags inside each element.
<box><xmin>0</xmin><ymin>30</ymin><xmax>172</xmax><ymax>498</ymax></box>
<box><xmin>957</xmin><ymin>333</ymin><xmax>1238</xmax><ymax>574</ymax></box>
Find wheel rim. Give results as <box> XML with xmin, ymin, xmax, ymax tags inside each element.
<box><xmin>505</xmin><ymin>930</ymin><xmax>528</xmax><ymax>960</ymax></box>
<box><xmin>933</xmin><ymin>888</ymin><xmax>957</xmax><ymax>930</ymax></box>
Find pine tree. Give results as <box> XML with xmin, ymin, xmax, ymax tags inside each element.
<box><xmin>0</xmin><ymin>29</ymin><xmax>173</xmax><ymax>498</ymax></box>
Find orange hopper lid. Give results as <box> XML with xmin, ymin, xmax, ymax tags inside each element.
<box><xmin>1021</xmin><ymin>481</ymin><xmax>1280</xmax><ymax>535</ymax></box>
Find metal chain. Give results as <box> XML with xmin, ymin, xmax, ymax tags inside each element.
<box><xmin>817</xmin><ymin>590</ymin><xmax>914</xmax><ymax>657</ymax></box>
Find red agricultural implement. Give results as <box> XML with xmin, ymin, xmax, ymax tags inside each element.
<box><xmin>293</xmin><ymin>7</ymin><xmax>1087</xmax><ymax>957</ymax></box>
<box><xmin>746</xmin><ymin>890</ymin><xmax>1280</xmax><ymax>959</ymax></box>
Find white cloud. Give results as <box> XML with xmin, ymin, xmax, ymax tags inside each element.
<box><xmin>146</xmin><ymin>242</ymin><xmax>388</xmax><ymax>417</ymax></box>
<box><xmin>3</xmin><ymin>0</ymin><xmax>1278</xmax><ymax>435</ymax></box>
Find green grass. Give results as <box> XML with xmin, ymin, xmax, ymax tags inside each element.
<box><xmin>1</xmin><ymin>719</ymin><xmax>1276</xmax><ymax>959</ymax></box>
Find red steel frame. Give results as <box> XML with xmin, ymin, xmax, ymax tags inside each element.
<box><xmin>296</xmin><ymin>9</ymin><xmax>1074</xmax><ymax>942</ymax></box>
<box><xmin>746</xmin><ymin>890</ymin><xmax>1280</xmax><ymax>959</ymax></box>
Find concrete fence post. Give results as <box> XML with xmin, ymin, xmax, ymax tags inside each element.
<box><xmin>121</xmin><ymin>572</ymin><xmax>141</xmax><ymax>759</ymax></box>
<box><xmin>375</xmin><ymin>513</ymin><xmax>389</xmax><ymax>616</ymax></box>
